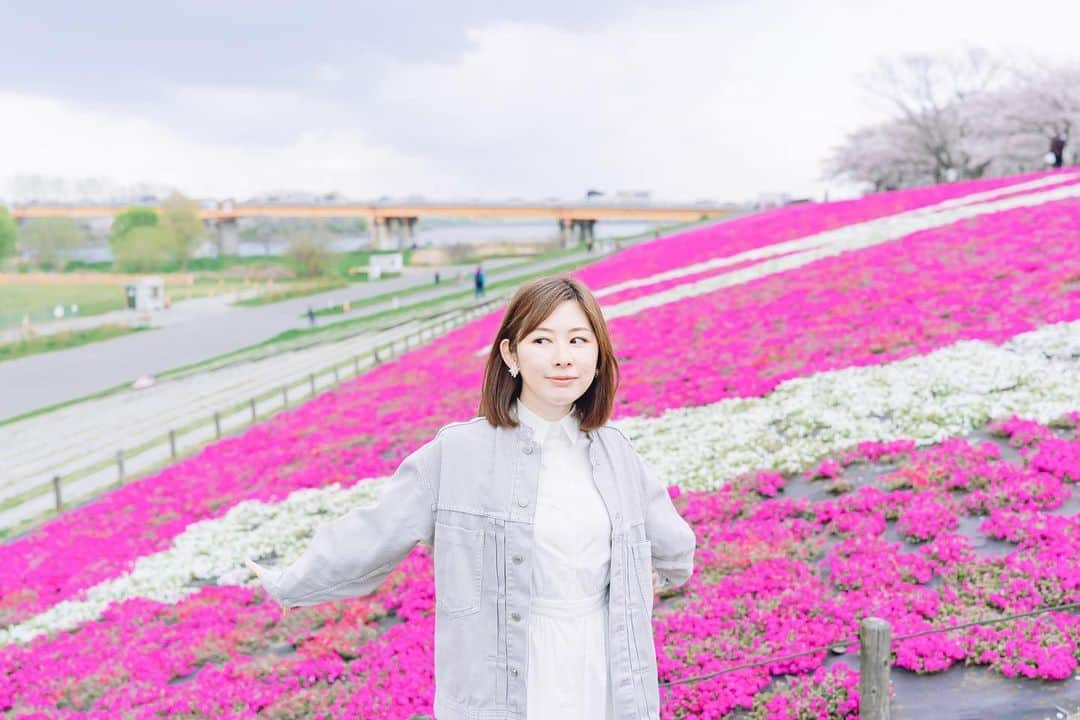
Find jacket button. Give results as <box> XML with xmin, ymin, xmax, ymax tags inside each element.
<box><xmin>517</xmin><ymin>497</ymin><xmax>528</xmax><ymax>507</ymax></box>
<box><xmin>512</xmin><ymin>554</ymin><xmax>523</xmax><ymax>564</ymax></box>
<box><xmin>510</xmin><ymin>667</ymin><xmax>519</xmax><ymax>678</ymax></box>
<box><xmin>511</xmin><ymin>612</ymin><xmax>521</xmax><ymax>622</ymax></box>
<box><xmin>522</xmin><ymin>445</ymin><xmax>533</xmax><ymax>455</ymax></box>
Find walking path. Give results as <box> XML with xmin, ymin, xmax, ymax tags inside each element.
<box><xmin>0</xmin><ymin>253</ymin><xmax>589</xmax><ymax>420</ymax></box>
<box><xmin>0</xmin><ymin>242</ymin><xmax>642</xmax><ymax>529</ymax></box>
<box><xmin>0</xmin><ymin>311</ymin><xmax>465</xmax><ymax>531</ymax></box>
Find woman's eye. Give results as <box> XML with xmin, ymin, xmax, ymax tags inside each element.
<box><xmin>533</xmin><ymin>337</ymin><xmax>588</xmax><ymax>344</ymax></box>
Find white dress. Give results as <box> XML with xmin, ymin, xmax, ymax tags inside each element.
<box><xmin>514</xmin><ymin>398</ymin><xmax>615</xmax><ymax>720</ymax></box>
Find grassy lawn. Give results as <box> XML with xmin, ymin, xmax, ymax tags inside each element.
<box><xmin>0</xmin><ymin>219</ymin><xmax>717</xmax><ymax>425</ymax></box>
<box><xmin>0</xmin><ymin>284</ymin><xmax>129</xmax><ymax>328</ymax></box>
<box><xmin>213</xmin><ymin>252</ymin><xmax>597</xmax><ymax>359</ymax></box>
<box><xmin>233</xmin><ymin>278</ymin><xmax>352</xmax><ymax>307</ymax></box>
<box><xmin>0</xmin><ymin>324</ymin><xmax>153</xmax><ymax>363</ymax></box>
<box><xmin>0</xmin><ymin>277</ymin><xmax>262</xmax><ymax>329</ymax></box>
<box><xmin>308</xmin><ymin>242</ymin><xmax>582</xmax><ymax>319</ymax></box>
<box><xmin>0</xmin><ymin>254</ymin><xmax>404</xmax><ymax>329</ymax></box>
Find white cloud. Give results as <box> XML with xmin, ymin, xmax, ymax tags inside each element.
<box><xmin>2</xmin><ymin>0</ymin><xmax>1079</xmax><ymax>203</ymax></box>
<box><xmin>0</xmin><ymin>92</ymin><xmax>444</xmax><ymax>200</ymax></box>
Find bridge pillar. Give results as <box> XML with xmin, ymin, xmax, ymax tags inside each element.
<box><xmin>558</xmin><ymin>219</ymin><xmax>575</xmax><ymax>249</ymax></box>
<box><xmin>367</xmin><ymin>215</ymin><xmax>380</xmax><ymax>250</ymax></box>
<box><xmin>385</xmin><ymin>217</ymin><xmax>400</xmax><ymax>250</ymax></box>
<box><xmin>402</xmin><ymin>217</ymin><xmax>418</xmax><ymax>249</ymax></box>
<box><xmin>378</xmin><ymin>216</ymin><xmax>418</xmax><ymax>250</ymax></box>
<box><xmin>568</xmin><ymin>219</ymin><xmax>595</xmax><ymax>248</ymax></box>
<box><xmin>371</xmin><ymin>217</ymin><xmax>396</xmax><ymax>251</ymax></box>
<box><xmin>215</xmin><ymin>219</ymin><xmax>239</xmax><ymax>257</ymax></box>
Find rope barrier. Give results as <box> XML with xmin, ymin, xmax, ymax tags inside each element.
<box><xmin>658</xmin><ymin>600</ymin><xmax>1080</xmax><ymax>688</ymax></box>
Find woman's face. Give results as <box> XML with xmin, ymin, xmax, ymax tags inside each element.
<box><xmin>500</xmin><ymin>300</ymin><xmax>600</xmax><ymax>421</ymax></box>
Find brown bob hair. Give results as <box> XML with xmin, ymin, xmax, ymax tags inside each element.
<box><xmin>478</xmin><ymin>275</ymin><xmax>620</xmax><ymax>432</ymax></box>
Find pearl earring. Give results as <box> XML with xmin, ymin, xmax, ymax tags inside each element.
<box><xmin>508</xmin><ymin>365</ymin><xmax>519</xmax><ymax>378</ymax></box>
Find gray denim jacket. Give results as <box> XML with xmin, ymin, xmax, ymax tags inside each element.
<box><xmin>258</xmin><ymin>414</ymin><xmax>696</xmax><ymax>720</ymax></box>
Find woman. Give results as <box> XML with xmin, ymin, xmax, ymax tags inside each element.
<box><xmin>247</xmin><ymin>275</ymin><xmax>696</xmax><ymax>719</ymax></box>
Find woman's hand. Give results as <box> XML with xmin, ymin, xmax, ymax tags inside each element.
<box><xmin>245</xmin><ymin>558</ymin><xmax>265</xmax><ymax>579</ymax></box>
<box><xmin>246</xmin><ymin>558</ymin><xmax>291</xmax><ymax>617</ymax></box>
<box><xmin>652</xmin><ymin>569</ymin><xmax>660</xmax><ymax>594</ymax></box>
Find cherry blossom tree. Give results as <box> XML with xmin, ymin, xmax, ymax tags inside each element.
<box><xmin>826</xmin><ymin>50</ymin><xmax>1080</xmax><ymax>191</ymax></box>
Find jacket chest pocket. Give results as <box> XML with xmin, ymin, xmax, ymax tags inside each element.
<box><xmin>434</xmin><ymin>521</ymin><xmax>484</xmax><ymax>618</ymax></box>
<box><xmin>625</xmin><ymin>539</ymin><xmax>655</xmax><ymax>670</ymax></box>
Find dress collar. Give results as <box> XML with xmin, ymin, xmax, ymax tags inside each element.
<box><xmin>514</xmin><ymin>397</ymin><xmax>581</xmax><ymax>446</ymax></box>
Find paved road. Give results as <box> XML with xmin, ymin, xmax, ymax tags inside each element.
<box><xmin>0</xmin><ymin>250</ymin><xmax>605</xmax><ymax>420</ymax></box>
<box><xmin>0</xmin><ymin>312</ymin><xmax>471</xmax><ymax>530</ymax></box>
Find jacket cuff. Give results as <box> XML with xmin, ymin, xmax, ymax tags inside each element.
<box><xmin>258</xmin><ymin>567</ymin><xmax>291</xmax><ymax>607</ymax></box>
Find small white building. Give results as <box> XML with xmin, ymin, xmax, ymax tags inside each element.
<box><xmin>367</xmin><ymin>252</ymin><xmax>404</xmax><ymax>280</ymax></box>
<box><xmin>124</xmin><ymin>276</ymin><xmax>166</xmax><ymax>312</ymax></box>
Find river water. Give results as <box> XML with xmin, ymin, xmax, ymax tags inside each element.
<box><xmin>66</xmin><ymin>221</ymin><xmax>658</xmax><ymax>263</ymax></box>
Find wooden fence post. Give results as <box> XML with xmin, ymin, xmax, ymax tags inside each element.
<box><xmin>116</xmin><ymin>449</ymin><xmax>125</xmax><ymax>482</ymax></box>
<box><xmin>354</xmin><ymin>355</ymin><xmax>360</xmax><ymax>374</ymax></box>
<box><xmin>309</xmin><ymin>373</ymin><xmax>316</xmax><ymax>396</ymax></box>
<box><xmin>214</xmin><ymin>411</ymin><xmax>222</xmax><ymax>439</ymax></box>
<box><xmin>169</xmin><ymin>429</ymin><xmax>177</xmax><ymax>459</ymax></box>
<box><xmin>859</xmin><ymin>617</ymin><xmax>891</xmax><ymax>720</ymax></box>
<box><xmin>53</xmin><ymin>475</ymin><xmax>62</xmax><ymax>512</ymax></box>
<box><xmin>282</xmin><ymin>385</ymin><xmax>288</xmax><ymax>407</ymax></box>
<box><xmin>250</xmin><ymin>398</ymin><xmax>257</xmax><ymax>422</ymax></box>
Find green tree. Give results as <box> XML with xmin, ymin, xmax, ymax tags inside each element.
<box><xmin>284</xmin><ymin>225</ymin><xmax>334</xmax><ymax>278</ymax></box>
<box><xmin>159</xmin><ymin>192</ymin><xmax>204</xmax><ymax>270</ymax></box>
<box><xmin>112</xmin><ymin>226</ymin><xmax>172</xmax><ymax>272</ymax></box>
<box><xmin>108</xmin><ymin>207</ymin><xmax>158</xmax><ymax>256</ymax></box>
<box><xmin>18</xmin><ymin>217</ymin><xmax>86</xmax><ymax>270</ymax></box>
<box><xmin>0</xmin><ymin>208</ymin><xmax>16</xmax><ymax>263</ymax></box>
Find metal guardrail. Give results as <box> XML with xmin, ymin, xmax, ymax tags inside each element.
<box><xmin>2</xmin><ymin>224</ymin><xmax>718</xmax><ymax>534</ymax></box>
<box><xmin>3</xmin><ymin>294</ymin><xmax>509</xmax><ymax>536</ymax></box>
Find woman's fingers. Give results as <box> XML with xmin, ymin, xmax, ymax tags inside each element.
<box><xmin>244</xmin><ymin>558</ymin><xmax>264</xmax><ymax>579</ymax></box>
<box><xmin>245</xmin><ymin>558</ymin><xmax>291</xmax><ymax>616</ymax></box>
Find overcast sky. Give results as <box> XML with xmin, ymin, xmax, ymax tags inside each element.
<box><xmin>1</xmin><ymin>0</ymin><xmax>1078</xmax><ymax>204</ymax></box>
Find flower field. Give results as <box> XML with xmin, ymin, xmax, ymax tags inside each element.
<box><xmin>2</xmin><ymin>169</ymin><xmax>1079</xmax><ymax>718</ymax></box>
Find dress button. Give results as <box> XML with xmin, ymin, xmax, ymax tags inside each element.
<box><xmin>512</xmin><ymin>554</ymin><xmax>523</xmax><ymax>564</ymax></box>
<box><xmin>522</xmin><ymin>445</ymin><xmax>533</xmax><ymax>455</ymax></box>
<box><xmin>511</xmin><ymin>612</ymin><xmax>521</xmax><ymax>622</ymax></box>
<box><xmin>517</xmin><ymin>497</ymin><xmax>528</xmax><ymax>508</ymax></box>
<box><xmin>510</xmin><ymin>667</ymin><xmax>519</xmax><ymax>678</ymax></box>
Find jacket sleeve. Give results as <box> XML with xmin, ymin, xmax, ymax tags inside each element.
<box><xmin>636</xmin><ymin>450</ymin><xmax>696</xmax><ymax>591</ymax></box>
<box><xmin>258</xmin><ymin>438</ymin><xmax>438</xmax><ymax>608</ymax></box>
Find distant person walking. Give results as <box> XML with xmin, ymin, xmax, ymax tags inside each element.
<box><xmin>1050</xmin><ymin>133</ymin><xmax>1067</xmax><ymax>169</ymax></box>
<box><xmin>474</xmin><ymin>264</ymin><xmax>486</xmax><ymax>298</ymax></box>
<box><xmin>434</xmin><ymin>271</ymin><xmax>441</xmax><ymax>285</ymax></box>
<box><xmin>307</xmin><ymin>306</ymin><xmax>316</xmax><ymax>327</ymax></box>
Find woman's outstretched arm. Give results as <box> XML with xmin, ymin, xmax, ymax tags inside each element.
<box><xmin>248</xmin><ymin>439</ymin><xmax>438</xmax><ymax>608</ymax></box>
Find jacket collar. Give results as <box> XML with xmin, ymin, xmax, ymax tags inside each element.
<box><xmin>513</xmin><ymin>396</ymin><xmax>581</xmax><ymax>446</ymax></box>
